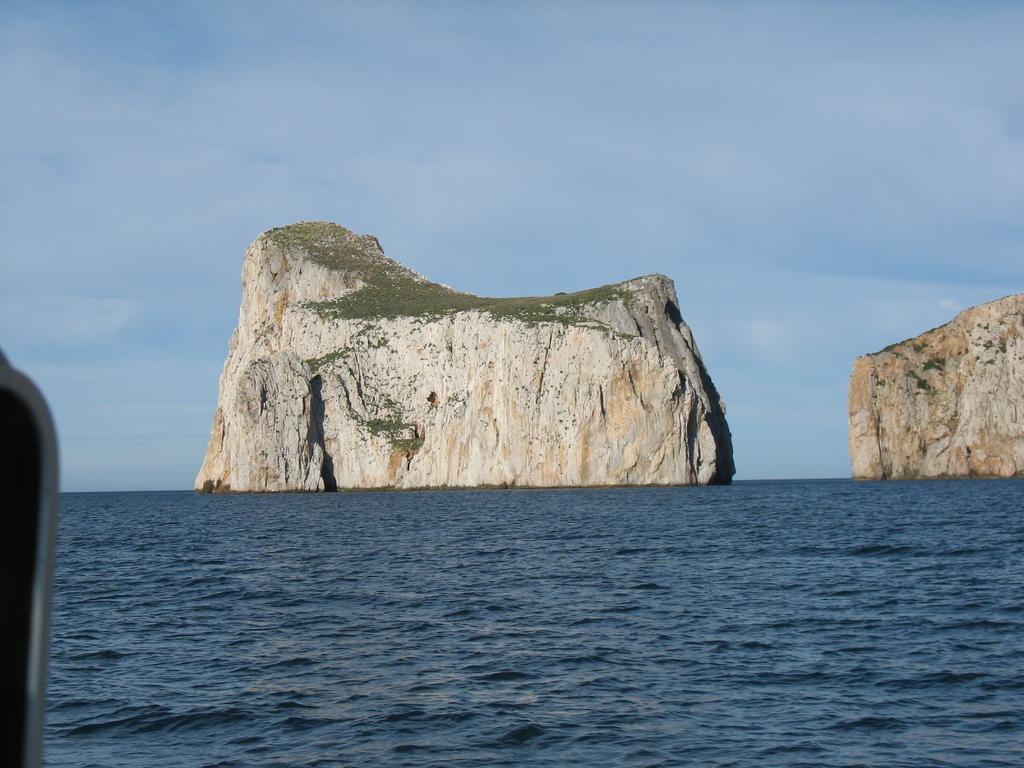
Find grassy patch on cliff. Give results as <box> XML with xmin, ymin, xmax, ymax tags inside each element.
<box><xmin>268</xmin><ymin>221</ymin><xmax>631</xmax><ymax>323</ymax></box>
<box><xmin>341</xmin><ymin>391</ymin><xmax>422</xmax><ymax>451</ymax></box>
<box><xmin>306</xmin><ymin>270</ymin><xmax>628</xmax><ymax>324</ymax></box>
<box><xmin>364</xmin><ymin>412</ymin><xmax>422</xmax><ymax>452</ymax></box>
<box><xmin>305</xmin><ymin>349</ymin><xmax>350</xmax><ymax>373</ymax></box>
<box><xmin>908</xmin><ymin>370</ymin><xmax>931</xmax><ymax>392</ymax></box>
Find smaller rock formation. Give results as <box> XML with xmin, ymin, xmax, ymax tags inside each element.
<box><xmin>848</xmin><ymin>295</ymin><xmax>1024</xmax><ymax>480</ymax></box>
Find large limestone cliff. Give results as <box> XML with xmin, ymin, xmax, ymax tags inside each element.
<box><xmin>196</xmin><ymin>222</ymin><xmax>734</xmax><ymax>491</ymax></box>
<box><xmin>849</xmin><ymin>295</ymin><xmax>1024</xmax><ymax>480</ymax></box>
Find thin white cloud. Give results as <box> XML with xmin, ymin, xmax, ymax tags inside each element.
<box><xmin>745</xmin><ymin>319</ymin><xmax>798</xmax><ymax>361</ymax></box>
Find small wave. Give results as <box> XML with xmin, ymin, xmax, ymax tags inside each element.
<box><xmin>477</xmin><ymin>670</ymin><xmax>535</xmax><ymax>682</ymax></box>
<box><xmin>278</xmin><ymin>714</ymin><xmax>335</xmax><ymax>731</ymax></box>
<box><xmin>135</xmin><ymin>707</ymin><xmax>251</xmax><ymax>734</ymax></box>
<box><xmin>65</xmin><ymin>715</ymin><xmax>149</xmax><ymax>737</ymax></box>
<box><xmin>764</xmin><ymin>619</ymin><xmax>799</xmax><ymax>629</ymax></box>
<box><xmin>185</xmin><ymin>574</ymin><xmax>231</xmax><ymax>587</ymax></box>
<box><xmin>599</xmin><ymin>605</ymin><xmax>639</xmax><ymax>613</ymax></box>
<box><xmin>384</xmin><ymin>708</ymin><xmax>426</xmax><ymax>723</ymax></box>
<box><xmin>939</xmin><ymin>619</ymin><xmax>1016</xmax><ymax>631</ymax></box>
<box><xmin>791</xmin><ymin>545</ymin><xmax>832</xmax><ymax>556</ymax></box>
<box><xmin>482</xmin><ymin>722</ymin><xmax>545</xmax><ymax>747</ymax></box>
<box><xmin>830</xmin><ymin>715</ymin><xmax>906</xmax><ymax>731</ymax></box>
<box><xmin>428</xmin><ymin>710</ymin><xmax>477</xmax><ymax>724</ymax></box>
<box><xmin>559</xmin><ymin>653</ymin><xmax>611</xmax><ymax>665</ymax></box>
<box><xmin>613</xmin><ymin>547</ymin><xmax>649</xmax><ymax>556</ymax></box>
<box><xmin>198</xmin><ymin>588</ymin><xmax>241</xmax><ymax>601</ymax></box>
<box><xmin>752</xmin><ymin>670</ymin><xmax>829</xmax><ymax>685</ymax></box>
<box><xmin>982</xmin><ymin>676</ymin><xmax>1024</xmax><ymax>691</ymax></box>
<box><xmin>505</xmin><ymin>723</ymin><xmax>545</xmax><ymax>743</ymax></box>
<box><xmin>61</xmin><ymin>631</ymin><xmax>101</xmax><ymax>641</ymax></box>
<box><xmin>263</xmin><ymin>656</ymin><xmax>316</xmax><ymax>670</ymax></box>
<box><xmin>823</xmin><ymin>645</ymin><xmax>878</xmax><ymax>656</ymax></box>
<box><xmin>848</xmin><ymin>544</ymin><xmax>917</xmax><ymax>556</ymax></box>
<box><xmin>469</xmin><ymin>547</ymin><xmax>511</xmax><ymax>558</ymax></box>
<box><xmin>878</xmin><ymin>670</ymin><xmax>987</xmax><ymax>690</ymax></box>
<box><xmin>68</xmin><ymin>649</ymin><xmax>130</xmax><ymax>661</ymax></box>
<box><xmin>227</xmin><ymin>735</ymin><xmax>263</xmax><ymax>746</ymax></box>
<box><xmin>66</xmin><ymin>705</ymin><xmax>249</xmax><ymax>736</ymax></box>
<box><xmin>392</xmin><ymin>742</ymin><xmax>439</xmax><ymax>754</ymax></box>
<box><xmin>964</xmin><ymin>709</ymin><xmax>1018</xmax><ymax>719</ymax></box>
<box><xmin>51</xmin><ymin>696</ymin><xmax>122</xmax><ymax>711</ymax></box>
<box><xmin>758</xmin><ymin>742</ymin><xmax>826</xmax><ymax>755</ymax></box>
<box><xmin>273</xmin><ymin>699</ymin><xmax>316</xmax><ymax>711</ymax></box>
<box><xmin>943</xmin><ymin>547</ymin><xmax>989</xmax><ymax>556</ymax></box>
<box><xmin>985</xmin><ymin>720</ymin><xmax>1020</xmax><ymax>732</ymax></box>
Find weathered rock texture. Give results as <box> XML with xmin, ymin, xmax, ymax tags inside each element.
<box><xmin>849</xmin><ymin>295</ymin><xmax>1024</xmax><ymax>480</ymax></box>
<box><xmin>196</xmin><ymin>222</ymin><xmax>734</xmax><ymax>491</ymax></box>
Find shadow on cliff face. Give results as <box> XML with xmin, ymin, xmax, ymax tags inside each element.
<box><xmin>666</xmin><ymin>299</ymin><xmax>735</xmax><ymax>485</ymax></box>
<box><xmin>309</xmin><ymin>376</ymin><xmax>337</xmax><ymax>491</ymax></box>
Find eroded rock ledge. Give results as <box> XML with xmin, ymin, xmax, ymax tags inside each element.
<box><xmin>849</xmin><ymin>295</ymin><xmax>1024</xmax><ymax>480</ymax></box>
<box><xmin>196</xmin><ymin>222</ymin><xmax>734</xmax><ymax>491</ymax></box>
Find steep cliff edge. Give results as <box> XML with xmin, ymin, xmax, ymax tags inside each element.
<box><xmin>196</xmin><ymin>222</ymin><xmax>734</xmax><ymax>491</ymax></box>
<box><xmin>849</xmin><ymin>295</ymin><xmax>1024</xmax><ymax>480</ymax></box>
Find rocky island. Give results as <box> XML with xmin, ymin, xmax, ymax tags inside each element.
<box><xmin>849</xmin><ymin>295</ymin><xmax>1024</xmax><ymax>480</ymax></box>
<box><xmin>195</xmin><ymin>222</ymin><xmax>734</xmax><ymax>492</ymax></box>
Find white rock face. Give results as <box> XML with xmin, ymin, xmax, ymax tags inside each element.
<box><xmin>849</xmin><ymin>294</ymin><xmax>1024</xmax><ymax>480</ymax></box>
<box><xmin>196</xmin><ymin>222</ymin><xmax>734</xmax><ymax>491</ymax></box>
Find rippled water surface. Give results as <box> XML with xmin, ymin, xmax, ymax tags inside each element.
<box><xmin>48</xmin><ymin>481</ymin><xmax>1024</xmax><ymax>767</ymax></box>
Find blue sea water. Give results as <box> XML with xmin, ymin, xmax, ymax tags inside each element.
<box><xmin>46</xmin><ymin>480</ymin><xmax>1023</xmax><ymax>767</ymax></box>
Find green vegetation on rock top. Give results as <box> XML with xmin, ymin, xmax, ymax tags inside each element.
<box><xmin>305</xmin><ymin>281</ymin><xmax>631</xmax><ymax>324</ymax></box>
<box><xmin>266</xmin><ymin>221</ymin><xmax>635</xmax><ymax>323</ymax></box>
<box><xmin>266</xmin><ymin>221</ymin><xmax>388</xmax><ymax>274</ymax></box>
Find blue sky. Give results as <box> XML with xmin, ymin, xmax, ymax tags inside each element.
<box><xmin>2</xmin><ymin>1</ymin><xmax>1022</xmax><ymax>491</ymax></box>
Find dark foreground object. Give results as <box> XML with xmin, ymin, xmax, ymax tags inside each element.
<box><xmin>0</xmin><ymin>352</ymin><xmax>58</xmax><ymax>768</ymax></box>
<box><xmin>49</xmin><ymin>481</ymin><xmax>1023</xmax><ymax>767</ymax></box>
